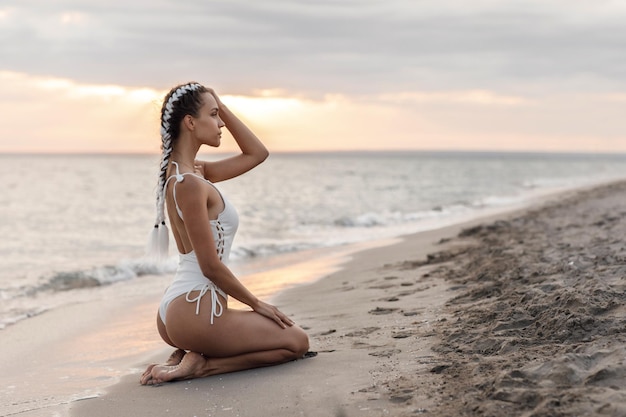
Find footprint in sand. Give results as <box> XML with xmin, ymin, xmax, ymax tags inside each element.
<box><xmin>397</xmin><ymin>285</ymin><xmax>430</xmax><ymax>297</ymax></box>
<box><xmin>389</xmin><ymin>392</ymin><xmax>413</xmax><ymax>403</ymax></box>
<box><xmin>378</xmin><ymin>296</ymin><xmax>400</xmax><ymax>302</ymax></box>
<box><xmin>392</xmin><ymin>330</ymin><xmax>417</xmax><ymax>339</ymax></box>
<box><xmin>369</xmin><ymin>349</ymin><xmax>402</xmax><ymax>358</ymax></box>
<box><xmin>368</xmin><ymin>307</ymin><xmax>399</xmax><ymax>315</ymax></box>
<box><xmin>345</xmin><ymin>326</ymin><xmax>380</xmax><ymax>337</ymax></box>
<box><xmin>430</xmin><ymin>364</ymin><xmax>450</xmax><ymax>374</ymax></box>
<box><xmin>368</xmin><ymin>283</ymin><xmax>397</xmax><ymax>289</ymax></box>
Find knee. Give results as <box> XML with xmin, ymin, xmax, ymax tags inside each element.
<box><xmin>290</xmin><ymin>327</ymin><xmax>310</xmax><ymax>358</ymax></box>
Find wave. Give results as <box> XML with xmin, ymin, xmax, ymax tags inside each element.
<box><xmin>0</xmin><ymin>258</ymin><xmax>178</xmax><ymax>330</ymax></box>
<box><xmin>230</xmin><ymin>242</ymin><xmax>319</xmax><ymax>260</ymax></box>
<box><xmin>15</xmin><ymin>258</ymin><xmax>177</xmax><ymax>298</ymax></box>
<box><xmin>333</xmin><ymin>203</ymin><xmax>474</xmax><ymax>229</ymax></box>
<box><xmin>330</xmin><ymin>182</ymin><xmax>583</xmax><ymax>230</ymax></box>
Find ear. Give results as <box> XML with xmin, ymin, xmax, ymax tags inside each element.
<box><xmin>182</xmin><ymin>114</ymin><xmax>195</xmax><ymax>131</ymax></box>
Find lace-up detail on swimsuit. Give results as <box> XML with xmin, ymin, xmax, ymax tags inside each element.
<box><xmin>215</xmin><ymin>221</ymin><xmax>225</xmax><ymax>260</ymax></box>
<box><xmin>159</xmin><ymin>161</ymin><xmax>239</xmax><ymax>325</ymax></box>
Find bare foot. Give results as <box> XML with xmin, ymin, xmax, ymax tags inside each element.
<box><xmin>140</xmin><ymin>349</ymin><xmax>186</xmax><ymax>384</ymax></box>
<box><xmin>146</xmin><ymin>352</ymin><xmax>207</xmax><ymax>385</ymax></box>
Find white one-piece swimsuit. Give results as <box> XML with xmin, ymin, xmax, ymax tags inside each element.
<box><xmin>158</xmin><ymin>162</ymin><xmax>239</xmax><ymax>325</ymax></box>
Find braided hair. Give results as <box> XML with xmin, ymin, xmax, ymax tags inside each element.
<box><xmin>147</xmin><ymin>81</ymin><xmax>207</xmax><ymax>261</ymax></box>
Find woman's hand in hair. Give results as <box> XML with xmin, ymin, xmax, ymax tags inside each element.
<box><xmin>204</xmin><ymin>87</ymin><xmax>224</xmax><ymax>109</ymax></box>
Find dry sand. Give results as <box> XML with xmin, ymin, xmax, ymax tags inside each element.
<box><xmin>7</xmin><ymin>181</ymin><xmax>626</xmax><ymax>417</ymax></box>
<box><xmin>424</xmin><ymin>181</ymin><xmax>626</xmax><ymax>417</ymax></box>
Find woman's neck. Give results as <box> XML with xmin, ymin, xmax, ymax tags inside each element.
<box><xmin>170</xmin><ymin>154</ymin><xmax>195</xmax><ymax>172</ymax></box>
<box><xmin>170</xmin><ymin>136</ymin><xmax>200</xmax><ymax>171</ymax></box>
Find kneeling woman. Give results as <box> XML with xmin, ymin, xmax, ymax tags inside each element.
<box><xmin>141</xmin><ymin>82</ymin><xmax>310</xmax><ymax>385</ymax></box>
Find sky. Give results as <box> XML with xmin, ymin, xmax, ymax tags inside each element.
<box><xmin>1</xmin><ymin>0</ymin><xmax>625</xmax><ymax>154</ymax></box>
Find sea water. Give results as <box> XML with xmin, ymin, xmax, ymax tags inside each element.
<box><xmin>1</xmin><ymin>151</ymin><xmax>626</xmax><ymax>330</ymax></box>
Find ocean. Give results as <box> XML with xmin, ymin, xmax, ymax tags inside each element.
<box><xmin>2</xmin><ymin>151</ymin><xmax>626</xmax><ymax>330</ymax></box>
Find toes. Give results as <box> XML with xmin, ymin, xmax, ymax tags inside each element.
<box><xmin>140</xmin><ymin>352</ymin><xmax>206</xmax><ymax>385</ymax></box>
<box><xmin>140</xmin><ymin>373</ymin><xmax>152</xmax><ymax>385</ymax></box>
<box><xmin>141</xmin><ymin>349</ymin><xmax>186</xmax><ymax>385</ymax></box>
<box><xmin>146</xmin><ymin>377</ymin><xmax>162</xmax><ymax>386</ymax></box>
<box><xmin>141</xmin><ymin>364</ymin><xmax>156</xmax><ymax>378</ymax></box>
<box><xmin>140</xmin><ymin>365</ymin><xmax>156</xmax><ymax>384</ymax></box>
<box><xmin>140</xmin><ymin>367</ymin><xmax>165</xmax><ymax>386</ymax></box>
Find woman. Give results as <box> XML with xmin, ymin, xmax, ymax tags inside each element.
<box><xmin>140</xmin><ymin>82</ymin><xmax>310</xmax><ymax>385</ymax></box>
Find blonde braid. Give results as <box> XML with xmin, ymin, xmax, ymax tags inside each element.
<box><xmin>147</xmin><ymin>82</ymin><xmax>203</xmax><ymax>262</ymax></box>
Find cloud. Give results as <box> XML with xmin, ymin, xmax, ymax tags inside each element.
<box><xmin>0</xmin><ymin>71</ymin><xmax>164</xmax><ymax>153</ymax></box>
<box><xmin>597</xmin><ymin>93</ymin><xmax>626</xmax><ymax>102</ymax></box>
<box><xmin>377</xmin><ymin>90</ymin><xmax>532</xmax><ymax>106</ymax></box>
<box><xmin>2</xmin><ymin>70</ymin><xmax>624</xmax><ymax>154</ymax></box>
<box><xmin>2</xmin><ymin>0</ymin><xmax>626</xmax><ymax>97</ymax></box>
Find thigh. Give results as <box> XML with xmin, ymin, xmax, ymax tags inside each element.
<box><xmin>210</xmin><ymin>309</ymin><xmax>309</xmax><ymax>357</ymax></box>
<box><xmin>165</xmin><ymin>296</ymin><xmax>308</xmax><ymax>357</ymax></box>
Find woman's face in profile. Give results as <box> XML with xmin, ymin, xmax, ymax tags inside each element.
<box><xmin>192</xmin><ymin>93</ymin><xmax>224</xmax><ymax>147</ymax></box>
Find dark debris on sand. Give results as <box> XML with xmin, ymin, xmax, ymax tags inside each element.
<box><xmin>422</xmin><ymin>181</ymin><xmax>626</xmax><ymax>417</ymax></box>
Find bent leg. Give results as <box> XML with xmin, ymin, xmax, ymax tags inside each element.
<box><xmin>142</xmin><ymin>338</ymin><xmax>316</xmax><ymax>385</ymax></box>
<box><xmin>166</xmin><ymin>305</ymin><xmax>309</xmax><ymax>359</ymax></box>
<box><xmin>146</xmin><ymin>297</ymin><xmax>311</xmax><ymax>384</ymax></box>
<box><xmin>148</xmin><ymin>346</ymin><xmax>311</xmax><ymax>384</ymax></box>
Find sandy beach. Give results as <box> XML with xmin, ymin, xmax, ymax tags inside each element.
<box><xmin>3</xmin><ymin>181</ymin><xmax>625</xmax><ymax>417</ymax></box>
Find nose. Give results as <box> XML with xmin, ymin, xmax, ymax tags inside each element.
<box><xmin>218</xmin><ymin>117</ymin><xmax>225</xmax><ymax>127</ymax></box>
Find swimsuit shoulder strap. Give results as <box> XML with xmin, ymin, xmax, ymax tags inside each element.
<box><xmin>164</xmin><ymin>161</ymin><xmax>208</xmax><ymax>220</ymax></box>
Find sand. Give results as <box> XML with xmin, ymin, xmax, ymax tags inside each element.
<box><xmin>424</xmin><ymin>181</ymin><xmax>626</xmax><ymax>417</ymax></box>
<box><xmin>4</xmin><ymin>181</ymin><xmax>626</xmax><ymax>417</ymax></box>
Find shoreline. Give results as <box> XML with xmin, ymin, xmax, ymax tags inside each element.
<box><xmin>2</xmin><ymin>180</ymin><xmax>625</xmax><ymax>416</ymax></box>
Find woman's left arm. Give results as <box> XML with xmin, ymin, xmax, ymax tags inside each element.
<box><xmin>198</xmin><ymin>90</ymin><xmax>269</xmax><ymax>182</ymax></box>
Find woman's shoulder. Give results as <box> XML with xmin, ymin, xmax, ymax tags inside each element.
<box><xmin>167</xmin><ymin>173</ymin><xmax>210</xmax><ymax>199</ymax></box>
<box><xmin>171</xmin><ymin>173</ymin><xmax>210</xmax><ymax>191</ymax></box>
<box><xmin>168</xmin><ymin>174</ymin><xmax>219</xmax><ymax>214</ymax></box>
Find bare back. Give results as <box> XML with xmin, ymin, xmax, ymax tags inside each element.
<box><xmin>164</xmin><ymin>164</ymin><xmax>225</xmax><ymax>254</ymax></box>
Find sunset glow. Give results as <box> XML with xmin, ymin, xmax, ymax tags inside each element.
<box><xmin>1</xmin><ymin>69</ymin><xmax>625</xmax><ymax>154</ymax></box>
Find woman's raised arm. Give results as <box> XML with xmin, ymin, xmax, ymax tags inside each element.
<box><xmin>198</xmin><ymin>89</ymin><xmax>269</xmax><ymax>183</ymax></box>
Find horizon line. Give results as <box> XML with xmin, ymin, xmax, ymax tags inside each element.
<box><xmin>1</xmin><ymin>148</ymin><xmax>626</xmax><ymax>157</ymax></box>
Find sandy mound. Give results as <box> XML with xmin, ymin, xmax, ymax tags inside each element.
<box><xmin>417</xmin><ymin>182</ymin><xmax>626</xmax><ymax>416</ymax></box>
